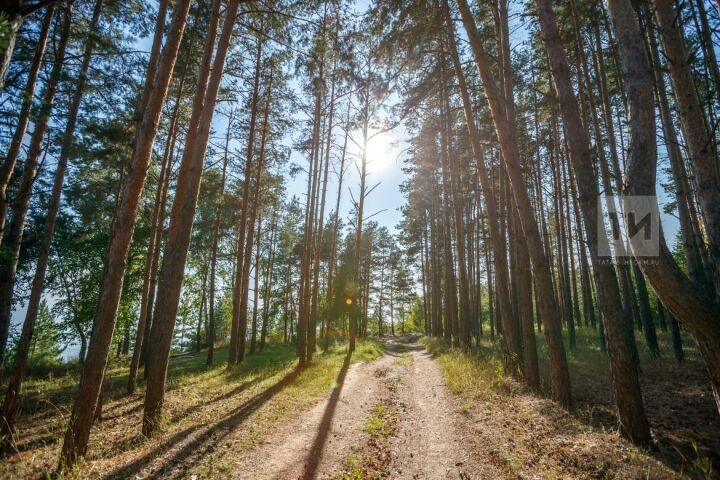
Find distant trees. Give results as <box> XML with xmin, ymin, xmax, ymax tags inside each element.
<box><xmin>384</xmin><ymin>0</ymin><xmax>720</xmax><ymax>443</ymax></box>
<box><xmin>1</xmin><ymin>0</ymin><xmax>719</xmax><ymax>468</ymax></box>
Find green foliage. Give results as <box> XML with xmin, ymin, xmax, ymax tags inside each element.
<box><xmin>29</xmin><ymin>301</ymin><xmax>63</xmax><ymax>365</ymax></box>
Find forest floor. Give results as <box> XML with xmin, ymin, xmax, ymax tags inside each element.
<box><xmin>1</xmin><ymin>331</ymin><xmax>718</xmax><ymax>479</ymax></box>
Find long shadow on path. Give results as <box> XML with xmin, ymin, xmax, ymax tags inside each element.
<box><xmin>104</xmin><ymin>366</ymin><xmax>303</xmax><ymax>480</ymax></box>
<box><xmin>301</xmin><ymin>350</ymin><xmax>353</xmax><ymax>480</ymax></box>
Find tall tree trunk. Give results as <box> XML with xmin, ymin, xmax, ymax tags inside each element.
<box><xmin>606</xmin><ymin>0</ymin><xmax>720</xmax><ymax>416</ymax></box>
<box><xmin>0</xmin><ymin>1</ymin><xmax>72</xmax><ymax>368</ymax></box>
<box><xmin>260</xmin><ymin>197</ymin><xmax>278</xmax><ymax>351</ymax></box>
<box><xmin>645</xmin><ymin>7</ymin><xmax>712</xmax><ymax>297</ymax></box>
<box><xmin>0</xmin><ymin>0</ymin><xmax>101</xmax><ymax>442</ymax></box>
<box><xmin>324</xmin><ymin>103</ymin><xmax>350</xmax><ymax>352</ymax></box>
<box><xmin>0</xmin><ymin>5</ymin><xmax>54</xmax><ymax>244</ymax></box>
<box><xmin>230</xmin><ymin>35</ymin><xmax>264</xmax><ymax>365</ymax></box>
<box><xmin>128</xmin><ymin>53</ymin><xmax>188</xmax><ymax>393</ymax></box>
<box><xmin>443</xmin><ymin>0</ymin><xmax>520</xmax><ymax>370</ymax></box>
<box><xmin>350</xmin><ymin>65</ymin><xmax>372</xmax><ymax>353</ymax></box>
<box><xmin>653</xmin><ymin>0</ymin><xmax>720</xmax><ymax>295</ymax></box>
<box><xmin>536</xmin><ymin>0</ymin><xmax>651</xmax><ymax>444</ymax></box>
<box><xmin>250</xmin><ymin>216</ymin><xmax>262</xmax><ymax>355</ymax></box>
<box><xmin>142</xmin><ymin>0</ymin><xmax>236</xmax><ymax>437</ymax></box>
<box><xmin>454</xmin><ymin>0</ymin><xmax>572</xmax><ymax>405</ymax></box>
<box><xmin>207</xmin><ymin>110</ymin><xmax>233</xmax><ymax>365</ymax></box>
<box><xmin>238</xmin><ymin>67</ymin><xmax>273</xmax><ymax>364</ymax></box>
<box><xmin>57</xmin><ymin>0</ymin><xmax>191</xmax><ymax>469</ymax></box>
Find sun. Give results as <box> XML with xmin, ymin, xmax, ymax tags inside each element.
<box><xmin>362</xmin><ymin>129</ymin><xmax>395</xmax><ymax>173</ymax></box>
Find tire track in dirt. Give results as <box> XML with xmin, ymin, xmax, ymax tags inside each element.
<box><xmin>386</xmin><ymin>340</ymin><xmax>499</xmax><ymax>479</ymax></box>
<box><xmin>232</xmin><ymin>350</ymin><xmax>396</xmax><ymax>479</ymax></box>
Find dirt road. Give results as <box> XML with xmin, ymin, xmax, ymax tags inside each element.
<box><xmin>232</xmin><ymin>337</ymin><xmax>493</xmax><ymax>479</ymax></box>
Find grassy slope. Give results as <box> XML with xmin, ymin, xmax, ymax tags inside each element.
<box><xmin>423</xmin><ymin>328</ymin><xmax>718</xmax><ymax>479</ymax></box>
<box><xmin>1</xmin><ymin>340</ymin><xmax>384</xmax><ymax>479</ymax></box>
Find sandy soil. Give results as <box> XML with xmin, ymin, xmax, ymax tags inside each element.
<box><xmin>232</xmin><ymin>337</ymin><xmax>499</xmax><ymax>480</ymax></box>
<box><xmin>232</xmin><ymin>349</ymin><xmax>396</xmax><ymax>479</ymax></box>
<box><xmin>387</xmin><ymin>343</ymin><xmax>498</xmax><ymax>479</ymax></box>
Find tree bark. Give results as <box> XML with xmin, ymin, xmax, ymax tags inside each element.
<box><xmin>606</xmin><ymin>0</ymin><xmax>720</xmax><ymax>416</ymax></box>
<box><xmin>127</xmin><ymin>53</ymin><xmax>188</xmax><ymax>394</ymax></box>
<box><xmin>207</xmin><ymin>109</ymin><xmax>234</xmax><ymax>366</ymax></box>
<box><xmin>0</xmin><ymin>0</ymin><xmax>72</xmax><ymax>368</ymax></box>
<box><xmin>230</xmin><ymin>34</ymin><xmax>264</xmax><ymax>365</ymax></box>
<box><xmin>57</xmin><ymin>0</ymin><xmax>191</xmax><ymax>468</ymax></box>
<box><xmin>238</xmin><ymin>66</ymin><xmax>273</xmax><ymax>363</ymax></box>
<box><xmin>0</xmin><ymin>0</ymin><xmax>101</xmax><ymax>443</ymax></box>
<box><xmin>443</xmin><ymin>0</ymin><xmax>520</xmax><ymax>369</ymax></box>
<box><xmin>536</xmin><ymin>0</ymin><xmax>651</xmax><ymax>444</ymax></box>
<box><xmin>454</xmin><ymin>0</ymin><xmax>571</xmax><ymax>405</ymax></box>
<box><xmin>0</xmin><ymin>5</ymin><xmax>54</xmax><ymax>245</ymax></box>
<box><xmin>653</xmin><ymin>0</ymin><xmax>720</xmax><ymax>295</ymax></box>
<box><xmin>142</xmin><ymin>0</ymin><xmax>236</xmax><ymax>437</ymax></box>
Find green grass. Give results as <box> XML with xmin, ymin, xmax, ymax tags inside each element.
<box><xmin>363</xmin><ymin>403</ymin><xmax>393</xmax><ymax>438</ymax></box>
<box><xmin>4</xmin><ymin>339</ymin><xmax>386</xmax><ymax>480</ymax></box>
<box><xmin>421</xmin><ymin>336</ymin><xmax>505</xmax><ymax>400</ymax></box>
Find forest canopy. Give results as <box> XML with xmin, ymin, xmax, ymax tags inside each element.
<box><xmin>0</xmin><ymin>0</ymin><xmax>719</xmax><ymax>478</ymax></box>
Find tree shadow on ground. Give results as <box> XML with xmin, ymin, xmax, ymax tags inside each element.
<box><xmin>301</xmin><ymin>349</ymin><xmax>353</xmax><ymax>480</ymax></box>
<box><xmin>103</xmin><ymin>366</ymin><xmax>303</xmax><ymax>480</ymax></box>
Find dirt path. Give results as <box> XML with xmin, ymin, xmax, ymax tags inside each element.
<box><xmin>387</xmin><ymin>343</ymin><xmax>497</xmax><ymax>479</ymax></box>
<box><xmin>232</xmin><ymin>347</ymin><xmax>398</xmax><ymax>479</ymax></box>
<box><xmin>233</xmin><ymin>337</ymin><xmax>494</xmax><ymax>480</ymax></box>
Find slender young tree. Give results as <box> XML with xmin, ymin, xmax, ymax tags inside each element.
<box><xmin>0</xmin><ymin>0</ymin><xmax>73</xmax><ymax>367</ymax></box>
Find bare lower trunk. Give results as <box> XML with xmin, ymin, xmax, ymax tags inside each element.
<box><xmin>1</xmin><ymin>0</ymin><xmax>101</xmax><ymax>442</ymax></box>
<box><xmin>127</xmin><ymin>59</ymin><xmax>186</xmax><ymax>394</ymax></box>
<box><xmin>0</xmin><ymin>1</ymin><xmax>72</xmax><ymax>368</ymax></box>
<box><xmin>57</xmin><ymin>0</ymin><xmax>191</xmax><ymax>469</ymax></box>
<box><xmin>443</xmin><ymin>0</ymin><xmax>520</xmax><ymax>371</ymax></box>
<box><xmin>606</xmin><ymin>0</ymin><xmax>720</xmax><ymax>416</ymax></box>
<box><xmin>230</xmin><ymin>36</ymin><xmax>264</xmax><ymax>365</ymax></box>
<box><xmin>455</xmin><ymin>0</ymin><xmax>571</xmax><ymax>405</ymax></box>
<box><xmin>142</xmin><ymin>0</ymin><xmax>235</xmax><ymax>437</ymax></box>
<box><xmin>536</xmin><ymin>0</ymin><xmax>651</xmax><ymax>444</ymax></box>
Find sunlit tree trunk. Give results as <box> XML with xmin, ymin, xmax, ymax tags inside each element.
<box><xmin>0</xmin><ymin>0</ymin><xmax>101</xmax><ymax>443</ymax></box>
<box><xmin>324</xmin><ymin>104</ymin><xmax>350</xmax><ymax>352</ymax></box>
<box><xmin>250</xmin><ymin>216</ymin><xmax>262</xmax><ymax>354</ymax></box>
<box><xmin>230</xmin><ymin>35</ymin><xmax>264</xmax><ymax>365</ymax></box>
<box><xmin>644</xmin><ymin>7</ymin><xmax>712</xmax><ymax>297</ymax></box>
<box><xmin>57</xmin><ymin>0</ymin><xmax>191</xmax><ymax>469</ymax></box>
<box><xmin>128</xmin><ymin>54</ymin><xmax>188</xmax><ymax>393</ymax></box>
<box><xmin>238</xmin><ymin>67</ymin><xmax>274</xmax><ymax>363</ymax></box>
<box><xmin>207</xmin><ymin>110</ymin><xmax>233</xmax><ymax>365</ymax></box>
<box><xmin>260</xmin><ymin>198</ymin><xmax>279</xmax><ymax>351</ymax></box>
<box><xmin>142</xmin><ymin>0</ymin><xmax>235</xmax><ymax>437</ymax></box>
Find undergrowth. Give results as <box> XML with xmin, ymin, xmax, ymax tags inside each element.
<box><xmin>3</xmin><ymin>339</ymin><xmax>385</xmax><ymax>480</ymax></box>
